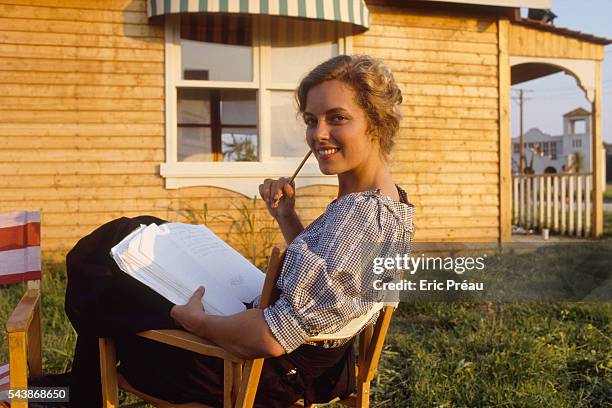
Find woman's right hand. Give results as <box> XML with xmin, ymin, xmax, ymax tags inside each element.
<box><xmin>259</xmin><ymin>177</ymin><xmax>296</xmax><ymax>220</ymax></box>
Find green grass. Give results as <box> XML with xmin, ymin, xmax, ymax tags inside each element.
<box><xmin>604</xmin><ymin>185</ymin><xmax>612</xmax><ymax>203</ymax></box>
<box><xmin>373</xmin><ymin>302</ymin><xmax>611</xmax><ymax>407</ymax></box>
<box><xmin>2</xmin><ymin>218</ymin><xmax>612</xmax><ymax>406</ymax></box>
<box><xmin>0</xmin><ymin>260</ymin><xmax>76</xmax><ymax>374</ymax></box>
<box><xmin>606</xmin><ymin>212</ymin><xmax>612</xmax><ymax>239</ymax></box>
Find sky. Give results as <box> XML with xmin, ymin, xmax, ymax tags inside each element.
<box><xmin>510</xmin><ymin>0</ymin><xmax>612</xmax><ymax>143</ymax></box>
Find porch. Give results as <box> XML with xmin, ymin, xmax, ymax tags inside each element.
<box><xmin>502</xmin><ymin>17</ymin><xmax>611</xmax><ymax>240</ymax></box>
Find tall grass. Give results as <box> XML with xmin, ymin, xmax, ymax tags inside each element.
<box><xmin>170</xmin><ymin>198</ymin><xmax>280</xmax><ymax>270</ymax></box>
<box><xmin>0</xmin><ymin>260</ymin><xmax>76</xmax><ymax>373</ymax></box>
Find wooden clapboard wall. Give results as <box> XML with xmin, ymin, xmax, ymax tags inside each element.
<box><xmin>0</xmin><ymin>0</ymin><xmax>340</xmax><ymax>260</ymax></box>
<box><xmin>354</xmin><ymin>2</ymin><xmax>502</xmax><ymax>241</ymax></box>
<box><xmin>0</xmin><ymin>0</ymin><xmax>505</xmax><ymax>259</ymax></box>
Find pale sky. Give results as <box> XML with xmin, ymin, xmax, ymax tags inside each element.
<box><xmin>510</xmin><ymin>0</ymin><xmax>612</xmax><ymax>143</ymax></box>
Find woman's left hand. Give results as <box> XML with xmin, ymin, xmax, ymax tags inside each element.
<box><xmin>170</xmin><ymin>286</ymin><xmax>207</xmax><ymax>334</ymax></box>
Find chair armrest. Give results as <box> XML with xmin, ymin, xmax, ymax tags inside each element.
<box><xmin>5</xmin><ymin>289</ymin><xmax>40</xmax><ymax>333</ymax></box>
<box><xmin>137</xmin><ymin>329</ymin><xmax>244</xmax><ymax>363</ymax></box>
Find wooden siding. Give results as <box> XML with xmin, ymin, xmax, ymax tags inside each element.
<box><xmin>354</xmin><ymin>4</ymin><xmax>501</xmax><ymax>241</ymax></box>
<box><xmin>0</xmin><ymin>0</ymin><xmax>509</xmax><ymax>260</ymax></box>
<box><xmin>509</xmin><ymin>24</ymin><xmax>605</xmax><ymax>60</ymax></box>
<box><xmin>0</xmin><ymin>0</ymin><xmax>335</xmax><ymax>259</ymax></box>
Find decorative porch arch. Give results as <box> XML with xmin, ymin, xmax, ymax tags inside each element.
<box><xmin>509</xmin><ymin>56</ymin><xmax>596</xmax><ymax>102</ymax></box>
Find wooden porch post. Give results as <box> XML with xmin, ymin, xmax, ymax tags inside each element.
<box><xmin>498</xmin><ymin>18</ymin><xmax>512</xmax><ymax>242</ymax></box>
<box><xmin>591</xmin><ymin>61</ymin><xmax>603</xmax><ymax>237</ymax></box>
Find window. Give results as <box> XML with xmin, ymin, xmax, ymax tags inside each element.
<box><xmin>570</xmin><ymin>119</ymin><xmax>586</xmax><ymax>134</ymax></box>
<box><xmin>178</xmin><ymin>88</ymin><xmax>258</xmax><ymax>162</ymax></box>
<box><xmin>542</xmin><ymin>142</ymin><xmax>549</xmax><ymax>157</ymax></box>
<box><xmin>572</xmin><ymin>138</ymin><xmax>582</xmax><ymax>148</ymax></box>
<box><xmin>550</xmin><ymin>142</ymin><xmax>557</xmax><ymax>160</ymax></box>
<box><xmin>513</xmin><ymin>143</ymin><xmax>520</xmax><ymax>154</ymax></box>
<box><xmin>160</xmin><ymin>14</ymin><xmax>351</xmax><ymax>195</ymax></box>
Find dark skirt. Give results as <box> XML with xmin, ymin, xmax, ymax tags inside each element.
<box><xmin>64</xmin><ymin>216</ymin><xmax>355</xmax><ymax>408</ymax></box>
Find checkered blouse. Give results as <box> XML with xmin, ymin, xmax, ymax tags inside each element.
<box><xmin>263</xmin><ymin>186</ymin><xmax>415</xmax><ymax>353</ymax></box>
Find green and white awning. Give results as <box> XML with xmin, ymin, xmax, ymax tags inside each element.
<box><xmin>148</xmin><ymin>0</ymin><xmax>370</xmax><ymax>30</ymax></box>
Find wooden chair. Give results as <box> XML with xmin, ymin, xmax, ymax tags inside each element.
<box><xmin>1</xmin><ymin>210</ymin><xmax>43</xmax><ymax>408</ymax></box>
<box><xmin>99</xmin><ymin>244</ymin><xmax>395</xmax><ymax>408</ymax></box>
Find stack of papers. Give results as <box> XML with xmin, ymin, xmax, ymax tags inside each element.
<box><xmin>110</xmin><ymin>222</ymin><xmax>265</xmax><ymax>316</ymax></box>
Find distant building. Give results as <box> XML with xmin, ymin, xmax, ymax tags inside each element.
<box><xmin>511</xmin><ymin>108</ymin><xmax>592</xmax><ymax>174</ymax></box>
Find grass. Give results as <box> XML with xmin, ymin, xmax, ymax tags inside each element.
<box><xmin>0</xmin><ymin>260</ymin><xmax>76</xmax><ymax>374</ymax></box>
<box><xmin>374</xmin><ymin>302</ymin><xmax>611</xmax><ymax>407</ymax></box>
<box><xmin>1</xmin><ymin>217</ymin><xmax>612</xmax><ymax>406</ymax></box>
<box><xmin>606</xmin><ymin>211</ymin><xmax>612</xmax><ymax>239</ymax></box>
<box><xmin>604</xmin><ymin>185</ymin><xmax>612</xmax><ymax>203</ymax></box>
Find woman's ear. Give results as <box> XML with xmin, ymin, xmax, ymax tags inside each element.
<box><xmin>367</xmin><ymin>127</ymin><xmax>381</xmax><ymax>147</ymax></box>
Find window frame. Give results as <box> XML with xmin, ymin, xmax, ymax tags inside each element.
<box><xmin>160</xmin><ymin>14</ymin><xmax>353</xmax><ymax>196</ymax></box>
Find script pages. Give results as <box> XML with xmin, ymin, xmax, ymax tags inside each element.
<box><xmin>110</xmin><ymin>222</ymin><xmax>265</xmax><ymax>316</ymax></box>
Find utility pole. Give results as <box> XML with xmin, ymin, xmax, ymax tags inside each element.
<box><xmin>518</xmin><ymin>89</ymin><xmax>525</xmax><ymax>174</ymax></box>
<box><xmin>512</xmin><ymin>89</ymin><xmax>532</xmax><ymax>174</ymax></box>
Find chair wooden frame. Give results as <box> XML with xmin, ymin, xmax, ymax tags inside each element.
<box><xmin>5</xmin><ymin>285</ymin><xmax>43</xmax><ymax>408</ymax></box>
<box><xmin>3</xmin><ymin>210</ymin><xmax>43</xmax><ymax>408</ymax></box>
<box><xmin>99</xmin><ymin>244</ymin><xmax>395</xmax><ymax>408</ymax></box>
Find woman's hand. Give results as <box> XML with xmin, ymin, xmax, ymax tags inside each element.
<box><xmin>170</xmin><ymin>287</ymin><xmax>286</xmax><ymax>358</ymax></box>
<box><xmin>170</xmin><ymin>286</ymin><xmax>207</xmax><ymax>335</ymax></box>
<box><xmin>259</xmin><ymin>177</ymin><xmax>296</xmax><ymax>220</ymax></box>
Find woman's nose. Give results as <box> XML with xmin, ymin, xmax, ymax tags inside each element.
<box><xmin>311</xmin><ymin>121</ymin><xmax>330</xmax><ymax>142</ymax></box>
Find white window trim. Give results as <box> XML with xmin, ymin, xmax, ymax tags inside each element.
<box><xmin>159</xmin><ymin>15</ymin><xmax>354</xmax><ymax>197</ymax></box>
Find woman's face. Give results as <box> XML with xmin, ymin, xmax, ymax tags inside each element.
<box><xmin>303</xmin><ymin>80</ymin><xmax>380</xmax><ymax>177</ymax></box>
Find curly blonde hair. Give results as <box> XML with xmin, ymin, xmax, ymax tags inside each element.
<box><xmin>296</xmin><ymin>54</ymin><xmax>403</xmax><ymax>159</ymax></box>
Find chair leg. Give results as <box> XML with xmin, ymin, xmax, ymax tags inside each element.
<box><xmin>8</xmin><ymin>331</ymin><xmax>28</xmax><ymax>408</ymax></box>
<box><xmin>98</xmin><ymin>338</ymin><xmax>120</xmax><ymax>408</ymax></box>
<box><xmin>223</xmin><ymin>360</ymin><xmax>233</xmax><ymax>408</ymax></box>
<box><xmin>231</xmin><ymin>362</ymin><xmax>242</xmax><ymax>403</ymax></box>
<box><xmin>27</xmin><ymin>298</ymin><xmax>42</xmax><ymax>378</ymax></box>
<box><xmin>235</xmin><ymin>358</ymin><xmax>264</xmax><ymax>408</ymax></box>
<box><xmin>355</xmin><ymin>378</ymin><xmax>371</xmax><ymax>408</ymax></box>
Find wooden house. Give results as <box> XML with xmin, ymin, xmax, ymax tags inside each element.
<box><xmin>0</xmin><ymin>0</ymin><xmax>609</xmax><ymax>260</ymax></box>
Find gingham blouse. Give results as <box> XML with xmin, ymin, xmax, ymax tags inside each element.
<box><xmin>263</xmin><ymin>186</ymin><xmax>415</xmax><ymax>353</ymax></box>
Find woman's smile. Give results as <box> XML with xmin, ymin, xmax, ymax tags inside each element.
<box><xmin>316</xmin><ymin>146</ymin><xmax>341</xmax><ymax>159</ymax></box>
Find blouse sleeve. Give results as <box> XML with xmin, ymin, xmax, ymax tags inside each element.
<box><xmin>263</xmin><ymin>192</ymin><xmax>397</xmax><ymax>353</ymax></box>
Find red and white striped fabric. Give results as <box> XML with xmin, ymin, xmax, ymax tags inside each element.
<box><xmin>0</xmin><ymin>363</ymin><xmax>8</xmax><ymax>387</ymax></box>
<box><xmin>0</xmin><ymin>362</ymin><xmax>9</xmax><ymax>406</ymax></box>
<box><xmin>0</xmin><ymin>211</ymin><xmax>41</xmax><ymax>285</ymax></box>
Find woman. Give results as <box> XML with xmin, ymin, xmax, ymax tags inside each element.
<box><xmin>42</xmin><ymin>54</ymin><xmax>414</xmax><ymax>407</ymax></box>
<box><xmin>169</xmin><ymin>54</ymin><xmax>415</xmax><ymax>406</ymax></box>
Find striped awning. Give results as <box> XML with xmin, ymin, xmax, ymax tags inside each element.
<box><xmin>148</xmin><ymin>0</ymin><xmax>370</xmax><ymax>31</ymax></box>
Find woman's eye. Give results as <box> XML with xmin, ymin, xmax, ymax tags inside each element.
<box><xmin>330</xmin><ymin>114</ymin><xmax>347</xmax><ymax>123</ymax></box>
<box><xmin>304</xmin><ymin>117</ymin><xmax>316</xmax><ymax>126</ymax></box>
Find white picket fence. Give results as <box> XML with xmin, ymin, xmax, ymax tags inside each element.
<box><xmin>512</xmin><ymin>173</ymin><xmax>593</xmax><ymax>237</ymax></box>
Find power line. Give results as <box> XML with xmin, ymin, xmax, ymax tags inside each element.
<box><xmin>521</xmin><ymin>85</ymin><xmax>579</xmax><ymax>92</ymax></box>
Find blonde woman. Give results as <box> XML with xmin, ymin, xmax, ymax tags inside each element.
<box><xmin>171</xmin><ymin>54</ymin><xmax>415</xmax><ymax>406</ymax></box>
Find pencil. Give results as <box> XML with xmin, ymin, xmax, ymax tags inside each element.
<box><xmin>273</xmin><ymin>150</ymin><xmax>312</xmax><ymax>208</ymax></box>
<box><xmin>288</xmin><ymin>150</ymin><xmax>312</xmax><ymax>184</ymax></box>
